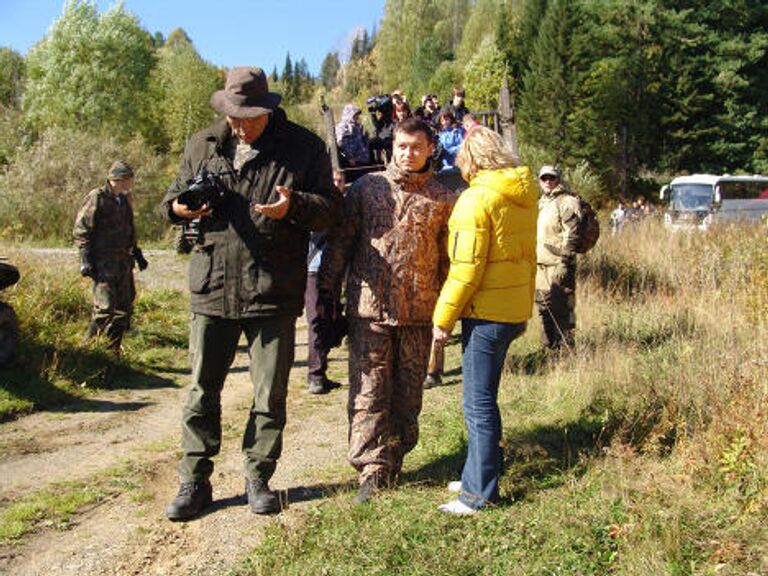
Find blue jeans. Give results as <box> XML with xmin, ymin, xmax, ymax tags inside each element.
<box><xmin>458</xmin><ymin>319</ymin><xmax>526</xmax><ymax>510</ymax></box>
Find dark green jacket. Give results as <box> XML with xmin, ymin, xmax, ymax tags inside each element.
<box><xmin>161</xmin><ymin>110</ymin><xmax>341</xmax><ymax>318</ymax></box>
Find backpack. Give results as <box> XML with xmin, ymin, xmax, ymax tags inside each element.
<box><xmin>574</xmin><ymin>195</ymin><xmax>600</xmax><ymax>253</ymax></box>
<box><xmin>557</xmin><ymin>192</ymin><xmax>600</xmax><ymax>254</ymax></box>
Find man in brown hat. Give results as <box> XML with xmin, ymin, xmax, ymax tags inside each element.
<box><xmin>161</xmin><ymin>66</ymin><xmax>340</xmax><ymax>521</ymax></box>
<box><xmin>73</xmin><ymin>160</ymin><xmax>147</xmax><ymax>357</ymax></box>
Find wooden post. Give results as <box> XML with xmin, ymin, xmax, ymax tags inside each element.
<box><xmin>498</xmin><ymin>75</ymin><xmax>519</xmax><ymax>158</ymax></box>
<box><xmin>321</xmin><ymin>98</ymin><xmax>341</xmax><ymax>173</ymax></box>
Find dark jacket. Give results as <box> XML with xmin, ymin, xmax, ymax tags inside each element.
<box><xmin>161</xmin><ymin>110</ymin><xmax>341</xmax><ymax>319</ymax></box>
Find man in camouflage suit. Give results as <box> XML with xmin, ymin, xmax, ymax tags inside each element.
<box><xmin>319</xmin><ymin>118</ymin><xmax>457</xmax><ymax>504</ymax></box>
<box><xmin>535</xmin><ymin>165</ymin><xmax>580</xmax><ymax>351</ymax></box>
<box><xmin>73</xmin><ymin>160</ymin><xmax>147</xmax><ymax>356</ymax></box>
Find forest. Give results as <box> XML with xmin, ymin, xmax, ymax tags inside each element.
<box><xmin>0</xmin><ymin>0</ymin><xmax>766</xmax><ymax>242</ymax></box>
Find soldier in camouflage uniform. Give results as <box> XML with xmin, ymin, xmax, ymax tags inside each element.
<box><xmin>319</xmin><ymin>118</ymin><xmax>457</xmax><ymax>504</ymax></box>
<box><xmin>535</xmin><ymin>165</ymin><xmax>580</xmax><ymax>351</ymax></box>
<box><xmin>73</xmin><ymin>160</ymin><xmax>147</xmax><ymax>356</ymax></box>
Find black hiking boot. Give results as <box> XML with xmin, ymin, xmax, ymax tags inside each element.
<box><xmin>245</xmin><ymin>478</ymin><xmax>281</xmax><ymax>515</ymax></box>
<box><xmin>423</xmin><ymin>372</ymin><xmax>442</xmax><ymax>389</ymax></box>
<box><xmin>308</xmin><ymin>376</ymin><xmax>342</xmax><ymax>395</ymax></box>
<box><xmin>165</xmin><ymin>480</ymin><xmax>212</xmax><ymax>521</ymax></box>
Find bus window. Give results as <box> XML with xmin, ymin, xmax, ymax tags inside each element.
<box><xmin>670</xmin><ymin>184</ymin><xmax>712</xmax><ymax>211</ymax></box>
<box><xmin>719</xmin><ymin>181</ymin><xmax>764</xmax><ymax>200</ymax></box>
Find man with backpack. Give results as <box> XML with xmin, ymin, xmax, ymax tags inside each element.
<box><xmin>535</xmin><ymin>165</ymin><xmax>598</xmax><ymax>352</ymax></box>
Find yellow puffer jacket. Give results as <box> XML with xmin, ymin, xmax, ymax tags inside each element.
<box><xmin>432</xmin><ymin>166</ymin><xmax>538</xmax><ymax>331</ymax></box>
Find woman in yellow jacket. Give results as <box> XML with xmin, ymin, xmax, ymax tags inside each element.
<box><xmin>432</xmin><ymin>126</ymin><xmax>538</xmax><ymax>515</ymax></box>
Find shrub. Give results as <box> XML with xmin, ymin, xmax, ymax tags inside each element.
<box><xmin>0</xmin><ymin>127</ymin><xmax>172</xmax><ymax>244</ymax></box>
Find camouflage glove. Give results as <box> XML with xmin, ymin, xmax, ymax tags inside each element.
<box><xmin>133</xmin><ymin>246</ymin><xmax>149</xmax><ymax>271</ymax></box>
<box><xmin>79</xmin><ymin>251</ymin><xmax>94</xmax><ymax>278</ymax></box>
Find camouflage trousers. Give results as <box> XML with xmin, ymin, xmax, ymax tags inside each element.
<box><xmin>88</xmin><ymin>259</ymin><xmax>135</xmax><ymax>350</ymax></box>
<box><xmin>535</xmin><ymin>262</ymin><xmax>576</xmax><ymax>351</ymax></box>
<box><xmin>347</xmin><ymin>318</ymin><xmax>432</xmax><ymax>484</ymax></box>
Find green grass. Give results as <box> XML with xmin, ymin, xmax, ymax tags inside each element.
<box><xmin>0</xmin><ymin>251</ymin><xmax>189</xmax><ymax>421</ymax></box>
<box><xmin>0</xmin><ymin>460</ymin><xmax>152</xmax><ymax>544</ymax></box>
<box><xmin>232</xmin><ymin>221</ymin><xmax>768</xmax><ymax>576</ymax></box>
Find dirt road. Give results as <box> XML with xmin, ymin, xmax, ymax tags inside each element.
<box><xmin>0</xmin><ymin>250</ymin><xmax>352</xmax><ymax>576</ymax></box>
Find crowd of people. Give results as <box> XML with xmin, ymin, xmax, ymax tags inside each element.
<box><xmin>335</xmin><ymin>86</ymin><xmax>480</xmax><ymax>180</ymax></box>
<box><xmin>610</xmin><ymin>195</ymin><xmax>658</xmax><ymax>235</ymax></box>
<box><xmin>72</xmin><ymin>65</ymin><xmax>603</xmax><ymax>522</ymax></box>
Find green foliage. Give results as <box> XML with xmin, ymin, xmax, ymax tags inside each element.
<box><xmin>142</xmin><ymin>29</ymin><xmax>222</xmax><ymax>154</ymax></box>
<box><xmin>0</xmin><ymin>126</ymin><xmax>170</xmax><ymax>243</ymax></box>
<box><xmin>378</xmin><ymin>0</ymin><xmax>445</xmax><ymax>91</ymax></box>
<box><xmin>320</xmin><ymin>51</ymin><xmax>341</xmax><ymax>90</ymax></box>
<box><xmin>279</xmin><ymin>53</ymin><xmax>315</xmax><ymax>105</ymax></box>
<box><xmin>407</xmin><ymin>35</ymin><xmax>452</xmax><ymax>100</ymax></box>
<box><xmin>22</xmin><ymin>0</ymin><xmax>155</xmax><ymax>138</ymax></box>
<box><xmin>0</xmin><ymin>47</ymin><xmax>25</xmax><ymax>108</ymax></box>
<box><xmin>0</xmin><ymin>105</ymin><xmax>28</xmax><ymax>168</ymax></box>
<box><xmin>517</xmin><ymin>0</ymin><xmax>582</xmax><ymax>167</ymax></box>
<box><xmin>343</xmin><ymin>48</ymin><xmax>382</xmax><ymax>101</ymax></box>
<box><xmin>462</xmin><ymin>36</ymin><xmax>506</xmax><ymax>111</ymax></box>
<box><xmin>455</xmin><ymin>0</ymin><xmax>500</xmax><ymax>63</ymax></box>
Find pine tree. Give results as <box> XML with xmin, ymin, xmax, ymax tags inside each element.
<box><xmin>518</xmin><ymin>0</ymin><xmax>581</xmax><ymax>165</ymax></box>
<box><xmin>281</xmin><ymin>52</ymin><xmax>296</xmax><ymax>102</ymax></box>
<box><xmin>320</xmin><ymin>52</ymin><xmax>341</xmax><ymax>90</ymax></box>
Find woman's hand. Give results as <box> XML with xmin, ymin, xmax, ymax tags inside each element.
<box><xmin>432</xmin><ymin>325</ymin><xmax>451</xmax><ymax>344</ymax></box>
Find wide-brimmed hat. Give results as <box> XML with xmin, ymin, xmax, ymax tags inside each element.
<box><xmin>538</xmin><ymin>165</ymin><xmax>561</xmax><ymax>179</ymax></box>
<box><xmin>107</xmin><ymin>160</ymin><xmax>134</xmax><ymax>180</ymax></box>
<box><xmin>210</xmin><ymin>67</ymin><xmax>282</xmax><ymax>118</ymax></box>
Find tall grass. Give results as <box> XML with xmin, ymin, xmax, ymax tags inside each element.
<box><xmin>236</xmin><ymin>219</ymin><xmax>768</xmax><ymax>576</ymax></box>
<box><xmin>0</xmin><ymin>248</ymin><xmax>189</xmax><ymax>420</ymax></box>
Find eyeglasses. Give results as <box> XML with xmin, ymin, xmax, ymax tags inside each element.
<box><xmin>540</xmin><ymin>175</ymin><xmax>558</xmax><ymax>182</ymax></box>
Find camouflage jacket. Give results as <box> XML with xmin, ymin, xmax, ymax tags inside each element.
<box><xmin>73</xmin><ymin>182</ymin><xmax>136</xmax><ymax>263</ymax></box>
<box><xmin>319</xmin><ymin>161</ymin><xmax>457</xmax><ymax>326</ymax></box>
<box><xmin>536</xmin><ymin>184</ymin><xmax>581</xmax><ymax>266</ymax></box>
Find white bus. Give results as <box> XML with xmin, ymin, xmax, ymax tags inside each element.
<box><xmin>660</xmin><ymin>174</ymin><xmax>768</xmax><ymax>231</ymax></box>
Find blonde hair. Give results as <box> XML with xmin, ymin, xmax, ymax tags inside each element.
<box><xmin>456</xmin><ymin>126</ymin><xmax>520</xmax><ymax>182</ymax></box>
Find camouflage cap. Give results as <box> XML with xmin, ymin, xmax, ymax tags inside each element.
<box><xmin>108</xmin><ymin>160</ymin><xmax>134</xmax><ymax>180</ymax></box>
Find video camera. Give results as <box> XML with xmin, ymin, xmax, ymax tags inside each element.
<box><xmin>178</xmin><ymin>168</ymin><xmax>227</xmax><ymax>212</ymax></box>
<box><xmin>366</xmin><ymin>95</ymin><xmax>393</xmax><ymax>115</ymax></box>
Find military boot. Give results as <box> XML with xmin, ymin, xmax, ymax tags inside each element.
<box><xmin>354</xmin><ymin>472</ymin><xmax>383</xmax><ymax>505</ymax></box>
<box><xmin>165</xmin><ymin>480</ymin><xmax>212</xmax><ymax>521</ymax></box>
<box><xmin>245</xmin><ymin>478</ymin><xmax>281</xmax><ymax>515</ymax></box>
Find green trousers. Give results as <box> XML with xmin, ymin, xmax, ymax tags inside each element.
<box><xmin>178</xmin><ymin>313</ymin><xmax>296</xmax><ymax>483</ymax></box>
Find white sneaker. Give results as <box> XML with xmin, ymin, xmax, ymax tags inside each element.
<box><xmin>438</xmin><ymin>499</ymin><xmax>477</xmax><ymax>516</ymax></box>
<box><xmin>447</xmin><ymin>481</ymin><xmax>462</xmax><ymax>493</ymax></box>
